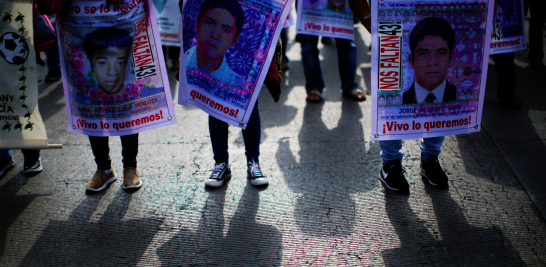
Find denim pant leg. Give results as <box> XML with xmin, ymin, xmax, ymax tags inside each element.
<box><xmin>300</xmin><ymin>34</ymin><xmax>324</xmax><ymax>93</ymax></box>
<box><xmin>335</xmin><ymin>38</ymin><xmax>358</xmax><ymax>94</ymax></box>
<box><xmin>209</xmin><ymin>115</ymin><xmax>230</xmax><ymax>164</ymax></box>
<box><xmin>379</xmin><ymin>140</ymin><xmax>404</xmax><ymax>163</ymax></box>
<box><xmin>0</xmin><ymin>149</ymin><xmax>12</xmax><ymax>160</ymax></box>
<box><xmin>242</xmin><ymin>103</ymin><xmax>261</xmax><ymax>162</ymax></box>
<box><xmin>420</xmin><ymin>136</ymin><xmax>445</xmax><ymax>162</ymax></box>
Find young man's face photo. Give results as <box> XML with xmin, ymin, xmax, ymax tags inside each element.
<box><xmin>92</xmin><ymin>46</ymin><xmax>128</xmax><ymax>93</ymax></box>
<box><xmin>410</xmin><ymin>35</ymin><xmax>452</xmax><ymax>90</ymax></box>
<box><xmin>195</xmin><ymin>7</ymin><xmax>240</xmax><ymax>67</ymax></box>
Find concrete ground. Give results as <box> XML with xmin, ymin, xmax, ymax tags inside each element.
<box><xmin>1</xmin><ymin>20</ymin><xmax>545</xmax><ymax>266</ymax></box>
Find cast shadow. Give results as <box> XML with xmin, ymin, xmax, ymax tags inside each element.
<box><xmin>157</xmin><ymin>183</ymin><xmax>282</xmax><ymax>265</ymax></box>
<box><xmin>276</xmin><ymin>99</ymin><xmax>373</xmax><ymax>237</ymax></box>
<box><xmin>382</xmin><ymin>184</ymin><xmax>525</xmax><ymax>266</ymax></box>
<box><xmin>0</xmin><ymin>173</ymin><xmax>49</xmax><ymax>258</ymax></box>
<box><xmin>20</xmin><ymin>189</ymin><xmax>164</xmax><ymax>266</ymax></box>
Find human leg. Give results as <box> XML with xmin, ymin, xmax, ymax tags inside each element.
<box><xmin>86</xmin><ymin>136</ymin><xmax>116</xmax><ymax>191</ymax></box>
<box><xmin>206</xmin><ymin>115</ymin><xmax>231</xmax><ymax>187</ymax></box>
<box><xmin>280</xmin><ymin>28</ymin><xmax>289</xmax><ymax>70</ymax></box>
<box><xmin>420</xmin><ymin>136</ymin><xmax>448</xmax><ymax>187</ymax></box>
<box><xmin>120</xmin><ymin>133</ymin><xmax>141</xmax><ymax>189</ymax></box>
<box><xmin>21</xmin><ymin>149</ymin><xmax>42</xmax><ymax>174</ymax></box>
<box><xmin>335</xmin><ymin>38</ymin><xmax>358</xmax><ymax>94</ymax></box>
<box><xmin>528</xmin><ymin>0</ymin><xmax>545</xmax><ymax>68</ymax></box>
<box><xmin>242</xmin><ymin>103</ymin><xmax>268</xmax><ymax>186</ymax></box>
<box><xmin>300</xmin><ymin>34</ymin><xmax>324</xmax><ymax>101</ymax></box>
<box><xmin>44</xmin><ymin>27</ymin><xmax>61</xmax><ymax>83</ymax></box>
<box><xmin>0</xmin><ymin>149</ymin><xmax>15</xmax><ymax>176</ymax></box>
<box><xmin>378</xmin><ymin>140</ymin><xmax>408</xmax><ymax>192</ymax></box>
<box><xmin>492</xmin><ymin>53</ymin><xmax>521</xmax><ymax>108</ymax></box>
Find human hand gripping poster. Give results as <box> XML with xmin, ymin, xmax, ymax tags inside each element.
<box><xmin>489</xmin><ymin>0</ymin><xmax>526</xmax><ymax>54</ymax></box>
<box><xmin>296</xmin><ymin>0</ymin><xmax>355</xmax><ymax>40</ymax></box>
<box><xmin>371</xmin><ymin>0</ymin><xmax>495</xmax><ymax>141</ymax></box>
<box><xmin>179</xmin><ymin>0</ymin><xmax>293</xmax><ymax>129</ymax></box>
<box><xmin>59</xmin><ymin>0</ymin><xmax>177</xmax><ymax>136</ymax></box>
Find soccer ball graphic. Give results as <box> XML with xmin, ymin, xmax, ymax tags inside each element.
<box><xmin>0</xmin><ymin>32</ymin><xmax>29</xmax><ymax>65</ymax></box>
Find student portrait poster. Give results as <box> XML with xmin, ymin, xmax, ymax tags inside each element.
<box><xmin>489</xmin><ymin>0</ymin><xmax>526</xmax><ymax>54</ymax></box>
<box><xmin>296</xmin><ymin>0</ymin><xmax>355</xmax><ymax>40</ymax></box>
<box><xmin>370</xmin><ymin>0</ymin><xmax>495</xmax><ymax>141</ymax></box>
<box><xmin>178</xmin><ymin>0</ymin><xmax>293</xmax><ymax>129</ymax></box>
<box><xmin>0</xmin><ymin>0</ymin><xmax>48</xmax><ymax>149</ymax></box>
<box><xmin>153</xmin><ymin>0</ymin><xmax>181</xmax><ymax>46</ymax></box>
<box><xmin>58</xmin><ymin>0</ymin><xmax>177</xmax><ymax>136</ymax></box>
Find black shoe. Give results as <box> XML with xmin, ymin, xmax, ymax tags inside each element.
<box><xmin>205</xmin><ymin>163</ymin><xmax>231</xmax><ymax>187</ymax></box>
<box><xmin>23</xmin><ymin>154</ymin><xmax>43</xmax><ymax>174</ymax></box>
<box><xmin>379</xmin><ymin>160</ymin><xmax>409</xmax><ymax>192</ymax></box>
<box><xmin>420</xmin><ymin>155</ymin><xmax>448</xmax><ymax>188</ymax></box>
<box><xmin>45</xmin><ymin>69</ymin><xmax>62</xmax><ymax>83</ymax></box>
<box><xmin>0</xmin><ymin>157</ymin><xmax>15</xmax><ymax>176</ymax></box>
<box><xmin>247</xmin><ymin>159</ymin><xmax>268</xmax><ymax>186</ymax></box>
<box><xmin>498</xmin><ymin>97</ymin><xmax>522</xmax><ymax>109</ymax></box>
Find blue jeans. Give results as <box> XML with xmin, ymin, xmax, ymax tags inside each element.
<box><xmin>300</xmin><ymin>34</ymin><xmax>358</xmax><ymax>94</ymax></box>
<box><xmin>209</xmin><ymin>103</ymin><xmax>261</xmax><ymax>164</ymax></box>
<box><xmin>0</xmin><ymin>149</ymin><xmax>40</xmax><ymax>160</ymax></box>
<box><xmin>379</xmin><ymin>136</ymin><xmax>445</xmax><ymax>163</ymax></box>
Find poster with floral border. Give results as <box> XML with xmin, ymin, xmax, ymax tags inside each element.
<box><xmin>59</xmin><ymin>0</ymin><xmax>177</xmax><ymax>136</ymax></box>
<box><xmin>370</xmin><ymin>0</ymin><xmax>495</xmax><ymax>141</ymax></box>
<box><xmin>178</xmin><ymin>0</ymin><xmax>293</xmax><ymax>129</ymax></box>
<box><xmin>0</xmin><ymin>0</ymin><xmax>49</xmax><ymax>149</ymax></box>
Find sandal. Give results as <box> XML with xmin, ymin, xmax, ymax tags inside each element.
<box><xmin>306</xmin><ymin>89</ymin><xmax>323</xmax><ymax>103</ymax></box>
<box><xmin>344</xmin><ymin>88</ymin><xmax>366</xmax><ymax>102</ymax></box>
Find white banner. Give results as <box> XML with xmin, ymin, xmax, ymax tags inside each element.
<box><xmin>296</xmin><ymin>0</ymin><xmax>355</xmax><ymax>40</ymax></box>
<box><xmin>0</xmin><ymin>0</ymin><xmax>49</xmax><ymax>149</ymax></box>
<box><xmin>153</xmin><ymin>0</ymin><xmax>181</xmax><ymax>47</ymax></box>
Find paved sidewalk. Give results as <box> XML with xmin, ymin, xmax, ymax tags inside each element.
<box><xmin>1</xmin><ymin>23</ymin><xmax>545</xmax><ymax>266</ymax></box>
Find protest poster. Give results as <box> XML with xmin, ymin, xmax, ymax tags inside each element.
<box><xmin>59</xmin><ymin>0</ymin><xmax>177</xmax><ymax>136</ymax></box>
<box><xmin>489</xmin><ymin>0</ymin><xmax>526</xmax><ymax>54</ymax></box>
<box><xmin>179</xmin><ymin>0</ymin><xmax>293</xmax><ymax>129</ymax></box>
<box><xmin>0</xmin><ymin>0</ymin><xmax>49</xmax><ymax>149</ymax></box>
<box><xmin>371</xmin><ymin>0</ymin><xmax>495</xmax><ymax>141</ymax></box>
<box><xmin>295</xmin><ymin>0</ymin><xmax>355</xmax><ymax>40</ymax></box>
<box><xmin>153</xmin><ymin>0</ymin><xmax>181</xmax><ymax>46</ymax></box>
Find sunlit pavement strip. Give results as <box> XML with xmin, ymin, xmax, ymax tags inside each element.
<box><xmin>1</xmin><ymin>25</ymin><xmax>546</xmax><ymax>266</ymax></box>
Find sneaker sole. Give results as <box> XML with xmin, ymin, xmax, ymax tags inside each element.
<box><xmin>0</xmin><ymin>159</ymin><xmax>15</xmax><ymax>176</ymax></box>
<box><xmin>205</xmin><ymin>173</ymin><xmax>231</xmax><ymax>187</ymax></box>
<box><xmin>122</xmin><ymin>181</ymin><xmax>143</xmax><ymax>190</ymax></box>
<box><xmin>250</xmin><ymin>177</ymin><xmax>269</xmax><ymax>186</ymax></box>
<box><xmin>23</xmin><ymin>164</ymin><xmax>43</xmax><ymax>174</ymax></box>
<box><xmin>86</xmin><ymin>176</ymin><xmax>117</xmax><ymax>192</ymax></box>
<box><xmin>378</xmin><ymin>172</ymin><xmax>407</xmax><ymax>192</ymax></box>
<box><xmin>420</xmin><ymin>169</ymin><xmax>438</xmax><ymax>186</ymax></box>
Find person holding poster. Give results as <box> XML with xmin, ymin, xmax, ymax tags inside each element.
<box><xmin>53</xmin><ymin>0</ymin><xmax>177</xmax><ymax>191</ymax></box>
<box><xmin>179</xmin><ymin>0</ymin><xmax>288</xmax><ymax>187</ymax></box>
<box><xmin>364</xmin><ymin>0</ymin><xmax>494</xmax><ymax>193</ymax></box>
<box><xmin>297</xmin><ymin>0</ymin><xmax>365</xmax><ymax>102</ymax></box>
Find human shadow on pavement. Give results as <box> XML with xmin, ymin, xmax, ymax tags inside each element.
<box><xmin>0</xmin><ymin>174</ymin><xmax>49</xmax><ymax>258</ymax></box>
<box><xmin>276</xmin><ymin>99</ymin><xmax>374</xmax><ymax>237</ymax></box>
<box><xmin>21</xmin><ymin>189</ymin><xmax>164</xmax><ymax>266</ymax></box>
<box><xmin>382</xmin><ymin>185</ymin><xmax>525</xmax><ymax>266</ymax></box>
<box><xmin>158</xmin><ymin>183</ymin><xmax>282</xmax><ymax>265</ymax></box>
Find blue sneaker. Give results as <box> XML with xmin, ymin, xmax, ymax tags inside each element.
<box><xmin>247</xmin><ymin>159</ymin><xmax>269</xmax><ymax>186</ymax></box>
<box><xmin>205</xmin><ymin>163</ymin><xmax>231</xmax><ymax>187</ymax></box>
<box><xmin>0</xmin><ymin>157</ymin><xmax>15</xmax><ymax>176</ymax></box>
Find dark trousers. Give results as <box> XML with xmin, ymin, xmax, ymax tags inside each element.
<box><xmin>88</xmin><ymin>134</ymin><xmax>138</xmax><ymax>170</ymax></box>
<box><xmin>527</xmin><ymin>0</ymin><xmax>546</xmax><ymax>61</ymax></box>
<box><xmin>280</xmin><ymin>28</ymin><xmax>289</xmax><ymax>63</ymax></box>
<box><xmin>492</xmin><ymin>52</ymin><xmax>517</xmax><ymax>99</ymax></box>
<box><xmin>208</xmin><ymin>103</ymin><xmax>261</xmax><ymax>164</ymax></box>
